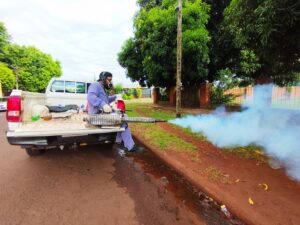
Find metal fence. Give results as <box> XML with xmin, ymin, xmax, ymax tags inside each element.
<box><xmin>141</xmin><ymin>88</ymin><xmax>152</xmax><ymax>98</ymax></box>
<box><xmin>225</xmin><ymin>86</ymin><xmax>300</xmax><ymax>110</ymax></box>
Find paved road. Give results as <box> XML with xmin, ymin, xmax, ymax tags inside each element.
<box><xmin>0</xmin><ymin>113</ymin><xmax>207</xmax><ymax>225</ymax></box>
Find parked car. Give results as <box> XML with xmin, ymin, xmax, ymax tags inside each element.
<box><xmin>0</xmin><ymin>97</ymin><xmax>7</xmax><ymax>111</ymax></box>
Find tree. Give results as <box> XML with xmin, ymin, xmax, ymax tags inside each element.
<box><xmin>203</xmin><ymin>0</ymin><xmax>240</xmax><ymax>82</ymax></box>
<box><xmin>118</xmin><ymin>38</ymin><xmax>145</xmax><ymax>86</ymax></box>
<box><xmin>223</xmin><ymin>0</ymin><xmax>300</xmax><ymax>85</ymax></box>
<box><xmin>0</xmin><ymin>62</ymin><xmax>16</xmax><ymax>94</ymax></box>
<box><xmin>118</xmin><ymin>0</ymin><xmax>210</xmax><ymax>88</ymax></box>
<box><xmin>0</xmin><ymin>22</ymin><xmax>10</xmax><ymax>62</ymax></box>
<box><xmin>5</xmin><ymin>44</ymin><xmax>62</xmax><ymax>92</ymax></box>
<box><xmin>0</xmin><ymin>22</ymin><xmax>62</xmax><ymax>92</ymax></box>
<box><xmin>137</xmin><ymin>0</ymin><xmax>163</xmax><ymax>10</ymax></box>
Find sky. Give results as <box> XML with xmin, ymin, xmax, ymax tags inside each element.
<box><xmin>0</xmin><ymin>0</ymin><xmax>139</xmax><ymax>87</ymax></box>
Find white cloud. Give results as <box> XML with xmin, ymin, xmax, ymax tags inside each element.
<box><xmin>0</xmin><ymin>0</ymin><xmax>139</xmax><ymax>87</ymax></box>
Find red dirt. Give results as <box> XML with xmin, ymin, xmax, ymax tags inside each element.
<box><xmin>132</xmin><ymin>106</ymin><xmax>300</xmax><ymax>225</ymax></box>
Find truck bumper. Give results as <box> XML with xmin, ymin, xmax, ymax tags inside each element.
<box><xmin>7</xmin><ymin>132</ymin><xmax>118</xmax><ymax>148</ymax></box>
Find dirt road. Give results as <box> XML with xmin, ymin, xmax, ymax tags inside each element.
<box><xmin>0</xmin><ymin>113</ymin><xmax>232</xmax><ymax>225</ymax></box>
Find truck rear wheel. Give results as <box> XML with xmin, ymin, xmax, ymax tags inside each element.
<box><xmin>25</xmin><ymin>148</ymin><xmax>43</xmax><ymax>156</ymax></box>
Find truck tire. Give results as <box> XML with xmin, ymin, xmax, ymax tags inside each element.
<box><xmin>25</xmin><ymin>148</ymin><xmax>43</xmax><ymax>156</ymax></box>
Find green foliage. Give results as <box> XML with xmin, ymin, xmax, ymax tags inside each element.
<box><xmin>113</xmin><ymin>83</ymin><xmax>123</xmax><ymax>94</ymax></box>
<box><xmin>122</xmin><ymin>93</ymin><xmax>134</xmax><ymax>100</ymax></box>
<box><xmin>204</xmin><ymin>0</ymin><xmax>233</xmax><ymax>81</ymax></box>
<box><xmin>123</xmin><ymin>88</ymin><xmax>133</xmax><ymax>96</ymax></box>
<box><xmin>224</xmin><ymin>144</ymin><xmax>266</xmax><ymax>163</ymax></box>
<box><xmin>122</xmin><ymin>93</ymin><xmax>128</xmax><ymax>100</ymax></box>
<box><xmin>159</xmin><ymin>87</ymin><xmax>169</xmax><ymax>101</ymax></box>
<box><xmin>210</xmin><ymin>86</ymin><xmax>236</xmax><ymax>105</ymax></box>
<box><xmin>0</xmin><ymin>62</ymin><xmax>16</xmax><ymax>93</ymax></box>
<box><xmin>118</xmin><ymin>0</ymin><xmax>210</xmax><ymax>88</ymax></box>
<box><xmin>239</xmin><ymin>49</ymin><xmax>261</xmax><ymax>75</ymax></box>
<box><xmin>223</xmin><ymin>0</ymin><xmax>300</xmax><ymax>85</ymax></box>
<box><xmin>137</xmin><ymin>0</ymin><xmax>163</xmax><ymax>10</ymax></box>
<box><xmin>0</xmin><ymin>22</ymin><xmax>62</xmax><ymax>92</ymax></box>
<box><xmin>216</xmin><ymin>68</ymin><xmax>237</xmax><ymax>89</ymax></box>
<box><xmin>118</xmin><ymin>38</ymin><xmax>145</xmax><ymax>86</ymax></box>
<box><xmin>134</xmin><ymin>88</ymin><xmax>143</xmax><ymax>98</ymax></box>
<box><xmin>0</xmin><ymin>22</ymin><xmax>10</xmax><ymax>62</ymax></box>
<box><xmin>5</xmin><ymin>44</ymin><xmax>61</xmax><ymax>92</ymax></box>
<box><xmin>210</xmin><ymin>68</ymin><xmax>239</xmax><ymax>105</ymax></box>
<box><xmin>142</xmin><ymin>123</ymin><xmax>197</xmax><ymax>152</ymax></box>
<box><xmin>125</xmin><ymin>101</ymin><xmax>197</xmax><ymax>152</ymax></box>
<box><xmin>120</xmin><ymin>0</ymin><xmax>300</xmax><ymax>88</ymax></box>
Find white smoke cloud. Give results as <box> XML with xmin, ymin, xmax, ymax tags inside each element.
<box><xmin>171</xmin><ymin>84</ymin><xmax>300</xmax><ymax>181</ymax></box>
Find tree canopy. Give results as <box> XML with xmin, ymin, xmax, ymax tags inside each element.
<box><xmin>119</xmin><ymin>0</ymin><xmax>300</xmax><ymax>88</ymax></box>
<box><xmin>223</xmin><ymin>0</ymin><xmax>300</xmax><ymax>85</ymax></box>
<box><xmin>0</xmin><ymin>22</ymin><xmax>62</xmax><ymax>93</ymax></box>
<box><xmin>5</xmin><ymin>44</ymin><xmax>62</xmax><ymax>92</ymax></box>
<box><xmin>0</xmin><ymin>22</ymin><xmax>10</xmax><ymax>62</ymax></box>
<box><xmin>0</xmin><ymin>62</ymin><xmax>15</xmax><ymax>94</ymax></box>
<box><xmin>118</xmin><ymin>0</ymin><xmax>210</xmax><ymax>88</ymax></box>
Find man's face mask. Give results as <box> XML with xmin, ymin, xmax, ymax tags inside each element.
<box><xmin>104</xmin><ymin>77</ymin><xmax>113</xmax><ymax>89</ymax></box>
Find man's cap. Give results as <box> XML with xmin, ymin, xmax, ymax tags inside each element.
<box><xmin>98</xmin><ymin>71</ymin><xmax>113</xmax><ymax>81</ymax></box>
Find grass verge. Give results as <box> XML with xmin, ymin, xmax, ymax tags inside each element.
<box><xmin>126</xmin><ymin>102</ymin><xmax>197</xmax><ymax>153</ymax></box>
<box><xmin>133</xmin><ymin>123</ymin><xmax>197</xmax><ymax>153</ymax></box>
<box><xmin>224</xmin><ymin>145</ymin><xmax>267</xmax><ymax>163</ymax></box>
<box><xmin>204</xmin><ymin>166</ymin><xmax>230</xmax><ymax>183</ymax></box>
<box><xmin>126</xmin><ymin>102</ymin><xmax>267</xmax><ymax>163</ymax></box>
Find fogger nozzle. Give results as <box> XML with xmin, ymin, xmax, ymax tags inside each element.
<box><xmin>84</xmin><ymin>114</ymin><xmax>166</xmax><ymax>126</ymax></box>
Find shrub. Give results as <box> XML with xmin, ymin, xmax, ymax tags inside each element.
<box><xmin>113</xmin><ymin>83</ymin><xmax>123</xmax><ymax>94</ymax></box>
<box><xmin>135</xmin><ymin>88</ymin><xmax>142</xmax><ymax>98</ymax></box>
<box><xmin>122</xmin><ymin>93</ymin><xmax>128</xmax><ymax>100</ymax></box>
<box><xmin>210</xmin><ymin>86</ymin><xmax>236</xmax><ymax>105</ymax></box>
<box><xmin>0</xmin><ymin>62</ymin><xmax>16</xmax><ymax>93</ymax></box>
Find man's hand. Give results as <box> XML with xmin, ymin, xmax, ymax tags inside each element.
<box><xmin>111</xmin><ymin>103</ymin><xmax>118</xmax><ymax>112</ymax></box>
<box><xmin>103</xmin><ymin>104</ymin><xmax>112</xmax><ymax>113</ymax></box>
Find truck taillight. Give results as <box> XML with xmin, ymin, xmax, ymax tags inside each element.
<box><xmin>6</xmin><ymin>96</ymin><xmax>22</xmax><ymax>122</ymax></box>
<box><xmin>117</xmin><ymin>100</ymin><xmax>125</xmax><ymax>113</ymax></box>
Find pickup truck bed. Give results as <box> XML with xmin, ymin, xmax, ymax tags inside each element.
<box><xmin>6</xmin><ymin>90</ymin><xmax>124</xmax><ymax>156</ymax></box>
<box><xmin>7</xmin><ymin>114</ymin><xmax>123</xmax><ymax>137</ymax></box>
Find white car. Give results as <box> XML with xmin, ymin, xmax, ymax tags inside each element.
<box><xmin>0</xmin><ymin>98</ymin><xmax>7</xmax><ymax>111</ymax></box>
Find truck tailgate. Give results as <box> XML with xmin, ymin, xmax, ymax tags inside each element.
<box><xmin>7</xmin><ymin>119</ymin><xmax>124</xmax><ymax>137</ymax></box>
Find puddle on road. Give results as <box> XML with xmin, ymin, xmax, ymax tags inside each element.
<box><xmin>113</xmin><ymin>141</ymin><xmax>245</xmax><ymax>225</ymax></box>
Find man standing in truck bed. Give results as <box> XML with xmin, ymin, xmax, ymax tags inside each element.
<box><xmin>87</xmin><ymin>71</ymin><xmax>143</xmax><ymax>153</ymax></box>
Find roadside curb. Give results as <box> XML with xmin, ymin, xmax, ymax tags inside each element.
<box><xmin>133</xmin><ymin>133</ymin><xmax>257</xmax><ymax>225</ymax></box>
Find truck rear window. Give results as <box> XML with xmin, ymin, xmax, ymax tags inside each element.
<box><xmin>65</xmin><ymin>81</ymin><xmax>76</xmax><ymax>93</ymax></box>
<box><xmin>51</xmin><ymin>81</ymin><xmax>65</xmax><ymax>92</ymax></box>
<box><xmin>76</xmin><ymin>82</ymin><xmax>86</xmax><ymax>94</ymax></box>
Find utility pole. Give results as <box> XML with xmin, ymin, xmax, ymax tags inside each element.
<box><xmin>12</xmin><ymin>66</ymin><xmax>20</xmax><ymax>90</ymax></box>
<box><xmin>176</xmin><ymin>0</ymin><xmax>182</xmax><ymax>118</ymax></box>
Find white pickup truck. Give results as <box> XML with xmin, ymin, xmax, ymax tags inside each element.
<box><xmin>6</xmin><ymin>89</ymin><xmax>124</xmax><ymax>156</ymax></box>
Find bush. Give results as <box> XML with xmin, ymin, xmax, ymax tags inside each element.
<box><xmin>122</xmin><ymin>93</ymin><xmax>128</xmax><ymax>100</ymax></box>
<box><xmin>210</xmin><ymin>86</ymin><xmax>237</xmax><ymax>105</ymax></box>
<box><xmin>0</xmin><ymin>62</ymin><xmax>16</xmax><ymax>93</ymax></box>
<box><xmin>135</xmin><ymin>88</ymin><xmax>142</xmax><ymax>98</ymax></box>
<box><xmin>114</xmin><ymin>83</ymin><xmax>123</xmax><ymax>94</ymax></box>
<box><xmin>124</xmin><ymin>88</ymin><xmax>133</xmax><ymax>96</ymax></box>
<box><xmin>122</xmin><ymin>93</ymin><xmax>134</xmax><ymax>100</ymax></box>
